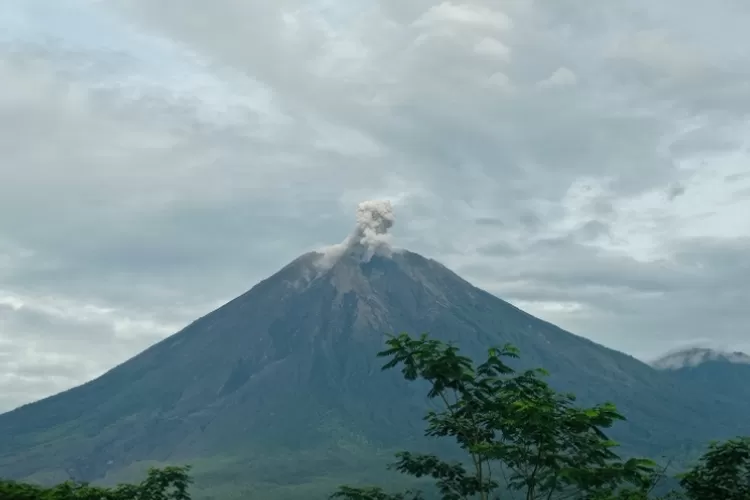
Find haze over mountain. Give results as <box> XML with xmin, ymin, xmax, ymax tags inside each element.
<box><xmin>0</xmin><ymin>201</ymin><xmax>748</xmax><ymax>499</ymax></box>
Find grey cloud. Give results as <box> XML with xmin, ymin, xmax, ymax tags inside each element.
<box><xmin>473</xmin><ymin>217</ymin><xmax>506</xmax><ymax>227</ymax></box>
<box><xmin>476</xmin><ymin>241</ymin><xmax>520</xmax><ymax>257</ymax></box>
<box><xmin>668</xmin><ymin>126</ymin><xmax>741</xmax><ymax>160</ymax></box>
<box><xmin>519</xmin><ymin>212</ymin><xmax>543</xmax><ymax>231</ymax></box>
<box><xmin>577</xmin><ymin>220</ymin><xmax>611</xmax><ymax>241</ymax></box>
<box><xmin>726</xmin><ymin>172</ymin><xmax>750</xmax><ymax>183</ymax></box>
<box><xmin>458</xmin><ymin>235</ymin><xmax>750</xmax><ymax>358</ymax></box>
<box><xmin>733</xmin><ymin>186</ymin><xmax>750</xmax><ymax>202</ymax></box>
<box><xmin>666</xmin><ymin>183</ymin><xmax>686</xmax><ymax>200</ymax></box>
<box><xmin>111</xmin><ymin>0</ymin><xmax>689</xmax><ymax>198</ymax></box>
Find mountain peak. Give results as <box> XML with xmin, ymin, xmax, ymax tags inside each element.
<box><xmin>652</xmin><ymin>347</ymin><xmax>750</xmax><ymax>370</ymax></box>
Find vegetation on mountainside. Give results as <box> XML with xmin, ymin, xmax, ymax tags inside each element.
<box><xmin>678</xmin><ymin>436</ymin><xmax>750</xmax><ymax>500</ymax></box>
<box><xmin>0</xmin><ymin>465</ymin><xmax>191</xmax><ymax>500</ymax></box>
<box><xmin>1</xmin><ymin>333</ymin><xmax>748</xmax><ymax>499</ymax></box>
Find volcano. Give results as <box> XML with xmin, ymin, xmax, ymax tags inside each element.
<box><xmin>0</xmin><ymin>209</ymin><xmax>748</xmax><ymax>498</ymax></box>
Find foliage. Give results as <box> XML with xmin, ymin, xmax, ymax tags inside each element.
<box><xmin>332</xmin><ymin>333</ymin><xmax>659</xmax><ymax>500</ymax></box>
<box><xmin>0</xmin><ymin>466</ymin><xmax>192</xmax><ymax>500</ymax></box>
<box><xmin>678</xmin><ymin>436</ymin><xmax>750</xmax><ymax>500</ymax></box>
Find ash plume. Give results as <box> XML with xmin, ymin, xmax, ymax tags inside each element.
<box><xmin>354</xmin><ymin>200</ymin><xmax>395</xmax><ymax>252</ymax></box>
<box><xmin>317</xmin><ymin>200</ymin><xmax>396</xmax><ymax>269</ymax></box>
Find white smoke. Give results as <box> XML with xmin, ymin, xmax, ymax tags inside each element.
<box><xmin>316</xmin><ymin>200</ymin><xmax>396</xmax><ymax>269</ymax></box>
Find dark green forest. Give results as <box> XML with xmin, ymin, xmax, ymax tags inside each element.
<box><xmin>3</xmin><ymin>333</ymin><xmax>748</xmax><ymax>500</ymax></box>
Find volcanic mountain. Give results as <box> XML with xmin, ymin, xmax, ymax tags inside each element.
<box><xmin>0</xmin><ymin>227</ymin><xmax>748</xmax><ymax>497</ymax></box>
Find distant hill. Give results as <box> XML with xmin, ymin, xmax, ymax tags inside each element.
<box><xmin>1</xmin><ymin>246</ymin><xmax>748</xmax><ymax>499</ymax></box>
<box><xmin>652</xmin><ymin>346</ymin><xmax>750</xmax><ymax>369</ymax></box>
<box><xmin>653</xmin><ymin>347</ymin><xmax>750</xmax><ymax>404</ymax></box>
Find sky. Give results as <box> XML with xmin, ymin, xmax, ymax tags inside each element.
<box><xmin>1</xmin><ymin>0</ymin><xmax>749</xmax><ymax>412</ymax></box>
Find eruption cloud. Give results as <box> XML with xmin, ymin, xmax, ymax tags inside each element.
<box><xmin>317</xmin><ymin>200</ymin><xmax>396</xmax><ymax>269</ymax></box>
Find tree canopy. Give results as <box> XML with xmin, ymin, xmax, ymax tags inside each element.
<box><xmin>0</xmin><ymin>465</ymin><xmax>191</xmax><ymax>500</ymax></box>
<box><xmin>331</xmin><ymin>333</ymin><xmax>750</xmax><ymax>500</ymax></box>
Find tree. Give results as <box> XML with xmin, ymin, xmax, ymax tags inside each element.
<box><xmin>332</xmin><ymin>333</ymin><xmax>657</xmax><ymax>500</ymax></box>
<box><xmin>678</xmin><ymin>436</ymin><xmax>750</xmax><ymax>500</ymax></box>
<box><xmin>0</xmin><ymin>465</ymin><xmax>192</xmax><ymax>500</ymax></box>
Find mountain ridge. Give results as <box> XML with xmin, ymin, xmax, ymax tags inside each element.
<box><xmin>652</xmin><ymin>347</ymin><xmax>750</xmax><ymax>370</ymax></box>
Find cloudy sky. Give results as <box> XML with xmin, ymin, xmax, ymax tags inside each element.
<box><xmin>1</xmin><ymin>0</ymin><xmax>749</xmax><ymax>412</ymax></box>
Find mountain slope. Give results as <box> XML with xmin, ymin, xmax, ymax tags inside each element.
<box><xmin>0</xmin><ymin>248</ymin><xmax>748</xmax><ymax>496</ymax></box>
